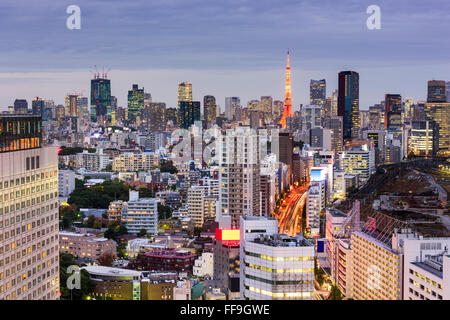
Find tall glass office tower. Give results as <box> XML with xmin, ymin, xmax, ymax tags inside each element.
<box><xmin>90</xmin><ymin>76</ymin><xmax>112</xmax><ymax>122</ymax></box>
<box><xmin>127</xmin><ymin>84</ymin><xmax>145</xmax><ymax>122</ymax></box>
<box><xmin>338</xmin><ymin>71</ymin><xmax>359</xmax><ymax>141</ymax></box>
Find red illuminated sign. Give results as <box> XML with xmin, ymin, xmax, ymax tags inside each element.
<box><xmin>215</xmin><ymin>229</ymin><xmax>240</xmax><ymax>241</ymax></box>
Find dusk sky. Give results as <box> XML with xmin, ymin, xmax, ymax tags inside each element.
<box><xmin>1</xmin><ymin>0</ymin><xmax>449</xmax><ymax>111</ymax></box>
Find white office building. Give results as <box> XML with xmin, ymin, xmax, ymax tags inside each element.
<box><xmin>338</xmin><ymin>146</ymin><xmax>375</xmax><ymax>185</ymax></box>
<box><xmin>58</xmin><ymin>169</ymin><xmax>75</xmax><ymax>197</ymax></box>
<box><xmin>306</xmin><ymin>180</ymin><xmax>325</xmax><ymax>236</ymax></box>
<box><xmin>240</xmin><ymin>216</ymin><xmax>315</xmax><ymax>300</ymax></box>
<box><xmin>403</xmin><ymin>237</ymin><xmax>450</xmax><ymax>300</ymax></box>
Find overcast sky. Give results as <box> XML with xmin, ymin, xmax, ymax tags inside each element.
<box><xmin>0</xmin><ymin>0</ymin><xmax>449</xmax><ymax>111</ymax></box>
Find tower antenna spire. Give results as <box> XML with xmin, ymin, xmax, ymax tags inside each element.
<box><xmin>280</xmin><ymin>49</ymin><xmax>293</xmax><ymax>128</ymax></box>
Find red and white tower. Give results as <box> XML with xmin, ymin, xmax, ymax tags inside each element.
<box><xmin>280</xmin><ymin>49</ymin><xmax>293</xmax><ymax>128</ymax></box>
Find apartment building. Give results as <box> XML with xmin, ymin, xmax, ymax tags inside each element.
<box><xmin>218</xmin><ymin>127</ymin><xmax>261</xmax><ymax>228</ymax></box>
<box><xmin>107</xmin><ymin>200</ymin><xmax>125</xmax><ymax>221</ymax></box>
<box><xmin>121</xmin><ymin>196</ymin><xmax>158</xmax><ymax>236</ymax></box>
<box><xmin>193</xmin><ymin>252</ymin><xmax>214</xmax><ymax>278</ymax></box>
<box><xmin>58</xmin><ymin>169</ymin><xmax>75</xmax><ymax>197</ymax></box>
<box><xmin>350</xmin><ymin>230</ymin><xmax>408</xmax><ymax>300</ymax></box>
<box><xmin>187</xmin><ymin>186</ymin><xmax>216</xmax><ymax>228</ymax></box>
<box><xmin>112</xmin><ymin>152</ymin><xmax>159</xmax><ymax>172</ymax></box>
<box><xmin>59</xmin><ymin>231</ymin><xmax>117</xmax><ymax>262</ymax></box>
<box><xmin>76</xmin><ymin>149</ymin><xmax>110</xmax><ymax>171</ymax></box>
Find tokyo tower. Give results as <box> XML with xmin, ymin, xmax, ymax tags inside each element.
<box><xmin>280</xmin><ymin>49</ymin><xmax>293</xmax><ymax>128</ymax></box>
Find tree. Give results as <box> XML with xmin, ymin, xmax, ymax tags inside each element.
<box><xmin>85</xmin><ymin>215</ymin><xmax>96</xmax><ymax>228</ymax></box>
<box><xmin>158</xmin><ymin>204</ymin><xmax>173</xmax><ymax>220</ymax></box>
<box><xmin>59</xmin><ymin>253</ymin><xmax>96</xmax><ymax>300</ymax></box>
<box><xmin>97</xmin><ymin>252</ymin><xmax>116</xmax><ymax>267</ymax></box>
<box><xmin>329</xmin><ymin>285</ymin><xmax>343</xmax><ymax>300</ymax></box>
<box><xmin>104</xmin><ymin>221</ymin><xmax>128</xmax><ymax>241</ymax></box>
<box><xmin>316</xmin><ymin>272</ymin><xmax>325</xmax><ymax>287</ymax></box>
<box><xmin>139</xmin><ymin>187</ymin><xmax>154</xmax><ymax>198</ymax></box>
<box><xmin>137</xmin><ymin>228</ymin><xmax>147</xmax><ymax>238</ymax></box>
<box><xmin>159</xmin><ymin>159</ymin><xmax>178</xmax><ymax>174</ymax></box>
<box><xmin>301</xmin><ymin>204</ymin><xmax>307</xmax><ymax>234</ymax></box>
<box><xmin>59</xmin><ymin>204</ymin><xmax>81</xmax><ymax>230</ymax></box>
<box><xmin>194</xmin><ymin>227</ymin><xmax>202</xmax><ymax>237</ymax></box>
<box><xmin>68</xmin><ymin>180</ymin><xmax>129</xmax><ymax>209</ymax></box>
<box><xmin>293</xmin><ymin>139</ymin><xmax>304</xmax><ymax>150</ymax></box>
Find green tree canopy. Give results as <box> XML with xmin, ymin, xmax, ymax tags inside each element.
<box><xmin>329</xmin><ymin>285</ymin><xmax>343</xmax><ymax>300</ymax></box>
<box><xmin>158</xmin><ymin>204</ymin><xmax>173</xmax><ymax>220</ymax></box>
<box><xmin>68</xmin><ymin>180</ymin><xmax>130</xmax><ymax>209</ymax></box>
<box><xmin>59</xmin><ymin>253</ymin><xmax>96</xmax><ymax>300</ymax></box>
<box><xmin>159</xmin><ymin>159</ymin><xmax>178</xmax><ymax>174</ymax></box>
<box><xmin>137</xmin><ymin>228</ymin><xmax>147</xmax><ymax>237</ymax></box>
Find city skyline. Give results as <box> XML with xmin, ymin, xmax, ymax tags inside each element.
<box><xmin>1</xmin><ymin>0</ymin><xmax>449</xmax><ymax>110</ymax></box>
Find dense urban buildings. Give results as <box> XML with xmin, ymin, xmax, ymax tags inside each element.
<box><xmin>1</xmin><ymin>37</ymin><xmax>449</xmax><ymax>303</ymax></box>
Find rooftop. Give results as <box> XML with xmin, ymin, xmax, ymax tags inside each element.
<box><xmin>411</xmin><ymin>257</ymin><xmax>443</xmax><ymax>279</ymax></box>
<box><xmin>252</xmin><ymin>234</ymin><xmax>313</xmax><ymax>247</ymax></box>
<box><xmin>241</xmin><ymin>216</ymin><xmax>277</xmax><ymax>221</ymax></box>
<box><xmin>82</xmin><ymin>266</ymin><xmax>142</xmax><ymax>277</ymax></box>
<box><xmin>60</xmin><ymin>231</ymin><xmax>94</xmax><ymax>237</ymax></box>
<box><xmin>327</xmin><ymin>208</ymin><xmax>347</xmax><ymax>218</ymax></box>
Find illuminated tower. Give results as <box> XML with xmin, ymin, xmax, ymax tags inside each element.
<box><xmin>280</xmin><ymin>50</ymin><xmax>293</xmax><ymax>128</ymax></box>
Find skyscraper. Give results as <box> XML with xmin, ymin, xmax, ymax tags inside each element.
<box><xmin>447</xmin><ymin>81</ymin><xmax>450</xmax><ymax>102</ymax></box>
<box><xmin>273</xmin><ymin>100</ymin><xmax>284</xmax><ymax>121</ymax></box>
<box><xmin>0</xmin><ymin>115</ymin><xmax>60</xmax><ymax>300</ymax></box>
<box><xmin>280</xmin><ymin>50</ymin><xmax>293</xmax><ymax>128</ymax></box>
<box><xmin>323</xmin><ymin>116</ymin><xmax>343</xmax><ymax>156</ymax></box>
<box><xmin>331</xmin><ymin>89</ymin><xmax>338</xmax><ymax>117</ymax></box>
<box><xmin>76</xmin><ymin>96</ymin><xmax>89</xmax><ymax>120</ymax></box>
<box><xmin>338</xmin><ymin>71</ymin><xmax>360</xmax><ymax>141</ymax></box>
<box><xmin>13</xmin><ymin>99</ymin><xmax>28</xmax><ymax>114</ymax></box>
<box><xmin>218</xmin><ymin>128</ymin><xmax>260</xmax><ymax>227</ymax></box>
<box><xmin>179</xmin><ymin>101</ymin><xmax>201</xmax><ymax>129</ymax></box>
<box><xmin>385</xmin><ymin>94</ymin><xmax>402</xmax><ymax>130</ymax></box>
<box><xmin>225</xmin><ymin>97</ymin><xmax>240</xmax><ymax>121</ymax></box>
<box><xmin>324</xmin><ymin>97</ymin><xmax>332</xmax><ymax>118</ymax></box>
<box><xmin>424</xmin><ymin>101</ymin><xmax>450</xmax><ymax>155</ymax></box>
<box><xmin>303</xmin><ymin>105</ymin><xmax>322</xmax><ymax>130</ymax></box>
<box><xmin>427</xmin><ymin>80</ymin><xmax>447</xmax><ymax>103</ymax></box>
<box><xmin>31</xmin><ymin>97</ymin><xmax>45</xmax><ymax>118</ymax></box>
<box><xmin>203</xmin><ymin>95</ymin><xmax>217</xmax><ymax>127</ymax></box>
<box><xmin>142</xmin><ymin>102</ymin><xmax>167</xmax><ymax>132</ymax></box>
<box><xmin>65</xmin><ymin>94</ymin><xmax>78</xmax><ymax>117</ymax></box>
<box><xmin>310</xmin><ymin>79</ymin><xmax>326</xmax><ymax>113</ymax></box>
<box><xmin>260</xmin><ymin>96</ymin><xmax>273</xmax><ymax>122</ymax></box>
<box><xmin>127</xmin><ymin>84</ymin><xmax>145</xmax><ymax>122</ymax></box>
<box><xmin>274</xmin><ymin>131</ymin><xmax>293</xmax><ymax>182</ymax></box>
<box><xmin>177</xmin><ymin>82</ymin><xmax>193</xmax><ymax>109</ymax></box>
<box><xmin>90</xmin><ymin>75</ymin><xmax>112</xmax><ymax>122</ymax></box>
